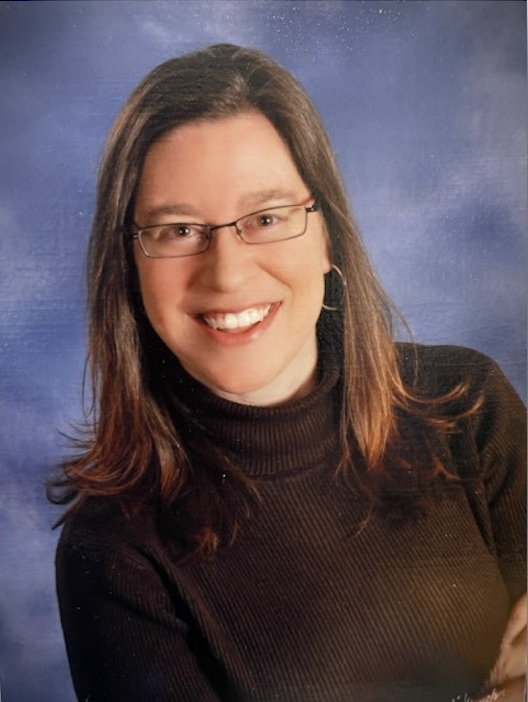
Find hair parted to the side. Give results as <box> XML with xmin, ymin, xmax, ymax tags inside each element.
<box><xmin>49</xmin><ymin>44</ymin><xmax>476</xmax><ymax>554</ymax></box>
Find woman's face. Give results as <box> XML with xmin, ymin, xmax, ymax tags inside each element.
<box><xmin>133</xmin><ymin>110</ymin><xmax>331</xmax><ymax>406</ymax></box>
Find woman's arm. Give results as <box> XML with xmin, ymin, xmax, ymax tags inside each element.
<box><xmin>485</xmin><ymin>592</ymin><xmax>527</xmax><ymax>702</ymax></box>
<box><xmin>480</xmin><ymin>363</ymin><xmax>527</xmax><ymax>603</ymax></box>
<box><xmin>475</xmin><ymin>359</ymin><xmax>527</xmax><ymax>699</ymax></box>
<box><xmin>57</xmin><ymin>535</ymin><xmax>224</xmax><ymax>702</ymax></box>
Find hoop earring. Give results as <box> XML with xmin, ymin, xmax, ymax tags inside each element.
<box><xmin>322</xmin><ymin>264</ymin><xmax>346</xmax><ymax>312</ymax></box>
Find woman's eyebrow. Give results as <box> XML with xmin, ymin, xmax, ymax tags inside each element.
<box><xmin>141</xmin><ymin>190</ymin><xmax>305</xmax><ymax>222</ymax></box>
<box><xmin>239</xmin><ymin>189</ymin><xmax>304</xmax><ymax>211</ymax></box>
<box><xmin>141</xmin><ymin>203</ymin><xmax>200</xmax><ymax>221</ymax></box>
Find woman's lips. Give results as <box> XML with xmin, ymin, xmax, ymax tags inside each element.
<box><xmin>194</xmin><ymin>302</ymin><xmax>281</xmax><ymax>345</ymax></box>
<box><xmin>202</xmin><ymin>304</ymin><xmax>273</xmax><ymax>332</ymax></box>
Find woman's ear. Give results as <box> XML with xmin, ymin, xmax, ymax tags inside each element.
<box><xmin>320</xmin><ymin>221</ymin><xmax>333</xmax><ymax>274</ymax></box>
<box><xmin>323</xmin><ymin>249</ymin><xmax>333</xmax><ymax>274</ymax></box>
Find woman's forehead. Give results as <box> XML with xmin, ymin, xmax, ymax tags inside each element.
<box><xmin>135</xmin><ymin>112</ymin><xmax>309</xmax><ymax>220</ymax></box>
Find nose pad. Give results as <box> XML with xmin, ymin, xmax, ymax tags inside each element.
<box><xmin>199</xmin><ymin>224</ymin><xmax>252</xmax><ymax>291</ymax></box>
<box><xmin>207</xmin><ymin>222</ymin><xmax>241</xmax><ymax>244</ymax></box>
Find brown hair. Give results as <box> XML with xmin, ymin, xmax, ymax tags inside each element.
<box><xmin>49</xmin><ymin>44</ymin><xmax>474</xmax><ymax>553</ymax></box>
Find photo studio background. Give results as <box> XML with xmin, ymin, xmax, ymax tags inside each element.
<box><xmin>0</xmin><ymin>2</ymin><xmax>525</xmax><ymax>700</ymax></box>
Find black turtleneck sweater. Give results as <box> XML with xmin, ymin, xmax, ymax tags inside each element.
<box><xmin>56</xmin><ymin>345</ymin><xmax>526</xmax><ymax>702</ymax></box>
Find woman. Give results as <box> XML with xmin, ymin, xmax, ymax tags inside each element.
<box><xmin>51</xmin><ymin>44</ymin><xmax>526</xmax><ymax>702</ymax></box>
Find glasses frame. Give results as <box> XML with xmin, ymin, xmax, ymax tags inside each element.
<box><xmin>129</xmin><ymin>201</ymin><xmax>320</xmax><ymax>258</ymax></box>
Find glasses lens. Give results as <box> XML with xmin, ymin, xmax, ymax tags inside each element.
<box><xmin>238</xmin><ymin>205</ymin><xmax>307</xmax><ymax>244</ymax></box>
<box><xmin>139</xmin><ymin>224</ymin><xmax>209</xmax><ymax>258</ymax></box>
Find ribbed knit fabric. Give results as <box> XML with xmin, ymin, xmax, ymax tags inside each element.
<box><xmin>56</xmin><ymin>345</ymin><xmax>526</xmax><ymax>702</ymax></box>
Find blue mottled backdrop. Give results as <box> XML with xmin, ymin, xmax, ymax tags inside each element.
<box><xmin>0</xmin><ymin>1</ymin><xmax>525</xmax><ymax>700</ymax></box>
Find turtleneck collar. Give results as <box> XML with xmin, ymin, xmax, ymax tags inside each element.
<box><xmin>156</xmin><ymin>353</ymin><xmax>342</xmax><ymax>479</ymax></box>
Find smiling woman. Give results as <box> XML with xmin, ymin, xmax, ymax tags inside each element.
<box><xmin>48</xmin><ymin>44</ymin><xmax>526</xmax><ymax>702</ymax></box>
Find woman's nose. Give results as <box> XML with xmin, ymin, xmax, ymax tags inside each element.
<box><xmin>197</xmin><ymin>225</ymin><xmax>254</xmax><ymax>291</ymax></box>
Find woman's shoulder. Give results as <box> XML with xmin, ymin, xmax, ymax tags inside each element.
<box><xmin>396</xmin><ymin>342</ymin><xmax>497</xmax><ymax>377</ymax></box>
<box><xmin>395</xmin><ymin>343</ymin><xmax>526</xmax><ymax>468</ymax></box>
<box><xmin>57</xmin><ymin>497</ymin><xmax>160</xmax><ymax>564</ymax></box>
<box><xmin>395</xmin><ymin>342</ymin><xmax>515</xmax><ymax>400</ymax></box>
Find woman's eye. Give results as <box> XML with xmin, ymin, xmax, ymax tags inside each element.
<box><xmin>258</xmin><ymin>214</ymin><xmax>274</xmax><ymax>226</ymax></box>
<box><xmin>254</xmin><ymin>213</ymin><xmax>278</xmax><ymax>227</ymax></box>
<box><xmin>174</xmin><ymin>225</ymin><xmax>194</xmax><ymax>237</ymax></box>
<box><xmin>158</xmin><ymin>224</ymin><xmax>195</xmax><ymax>239</ymax></box>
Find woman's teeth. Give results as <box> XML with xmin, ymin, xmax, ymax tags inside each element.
<box><xmin>203</xmin><ymin>304</ymin><xmax>272</xmax><ymax>331</ymax></box>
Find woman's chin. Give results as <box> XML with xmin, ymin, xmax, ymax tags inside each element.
<box><xmin>176</xmin><ymin>337</ymin><xmax>319</xmax><ymax>406</ymax></box>
<box><xmin>200</xmin><ymin>372</ymin><xmax>280</xmax><ymax>405</ymax></box>
<box><xmin>195</xmin><ymin>364</ymin><xmax>316</xmax><ymax>407</ymax></box>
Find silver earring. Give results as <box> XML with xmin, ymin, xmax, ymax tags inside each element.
<box><xmin>322</xmin><ymin>264</ymin><xmax>346</xmax><ymax>312</ymax></box>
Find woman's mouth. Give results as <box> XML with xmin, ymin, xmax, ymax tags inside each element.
<box><xmin>202</xmin><ymin>304</ymin><xmax>272</xmax><ymax>331</ymax></box>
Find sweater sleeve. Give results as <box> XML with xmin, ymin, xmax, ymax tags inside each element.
<box><xmin>56</xmin><ymin>521</ymin><xmax>224</xmax><ymax>702</ymax></box>
<box><xmin>407</xmin><ymin>345</ymin><xmax>526</xmax><ymax>603</ymax></box>
<box><xmin>474</xmin><ymin>357</ymin><xmax>527</xmax><ymax>602</ymax></box>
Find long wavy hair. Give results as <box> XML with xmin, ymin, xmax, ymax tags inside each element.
<box><xmin>49</xmin><ymin>44</ymin><xmax>473</xmax><ymax>554</ymax></box>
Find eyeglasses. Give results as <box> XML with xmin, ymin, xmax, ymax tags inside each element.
<box><xmin>130</xmin><ymin>202</ymin><xmax>319</xmax><ymax>258</ymax></box>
